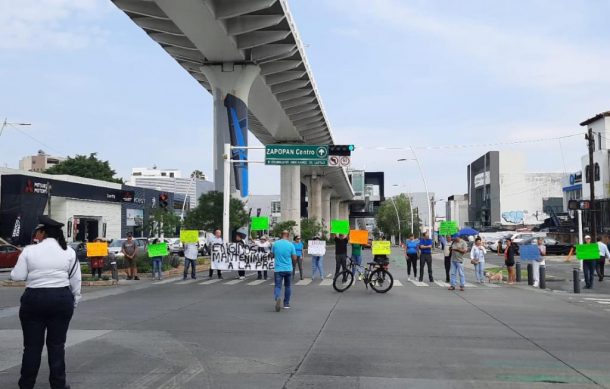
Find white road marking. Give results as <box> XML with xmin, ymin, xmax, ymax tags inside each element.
<box><xmin>393</xmin><ymin>280</ymin><xmax>403</xmax><ymax>287</ymax></box>
<box><xmin>410</xmin><ymin>280</ymin><xmax>428</xmax><ymax>287</ymax></box>
<box><xmin>583</xmin><ymin>298</ymin><xmax>610</xmax><ymax>301</ymax></box>
<box><xmin>175</xmin><ymin>279</ymin><xmax>199</xmax><ymax>285</ymax></box>
<box><xmin>596</xmin><ymin>301</ymin><xmax>610</xmax><ymax>305</ymax></box>
<box><xmin>434</xmin><ymin>281</ymin><xmax>450</xmax><ymax>288</ymax></box>
<box><xmin>483</xmin><ymin>283</ymin><xmax>501</xmax><ymax>288</ymax></box>
<box><xmin>198</xmin><ymin>279</ymin><xmax>222</xmax><ymax>285</ymax></box>
<box><xmin>320</xmin><ymin>279</ymin><xmax>333</xmax><ymax>286</ymax></box>
<box><xmin>224</xmin><ymin>279</ymin><xmax>244</xmax><ymax>285</ymax></box>
<box><xmin>464</xmin><ymin>282</ymin><xmax>478</xmax><ymax>288</ymax></box>
<box><xmin>296</xmin><ymin>279</ymin><xmax>312</xmax><ymax>285</ymax></box>
<box><xmin>153</xmin><ymin>277</ymin><xmax>181</xmax><ymax>285</ymax></box>
<box><xmin>248</xmin><ymin>279</ymin><xmax>267</xmax><ymax>286</ymax></box>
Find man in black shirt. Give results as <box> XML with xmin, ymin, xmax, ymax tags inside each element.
<box><xmin>334</xmin><ymin>234</ymin><xmax>349</xmax><ymax>279</ymax></box>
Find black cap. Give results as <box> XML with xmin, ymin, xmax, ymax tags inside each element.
<box><xmin>35</xmin><ymin>215</ymin><xmax>64</xmax><ymax>230</ymax></box>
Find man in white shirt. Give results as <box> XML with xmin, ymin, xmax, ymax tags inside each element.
<box><xmin>207</xmin><ymin>229</ymin><xmax>223</xmax><ymax>279</ymax></box>
<box><xmin>183</xmin><ymin>242</ymin><xmax>198</xmax><ymax>280</ymax></box>
<box><xmin>597</xmin><ymin>236</ymin><xmax>610</xmax><ymax>283</ymax></box>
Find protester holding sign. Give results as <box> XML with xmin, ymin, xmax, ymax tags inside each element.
<box><xmin>334</xmin><ymin>234</ymin><xmax>349</xmax><ymax>281</ymax></box>
<box><xmin>89</xmin><ymin>238</ymin><xmax>107</xmax><ymax>279</ymax></box>
<box><xmin>309</xmin><ymin>235</ymin><xmax>325</xmax><ymax>280</ymax></box>
<box><xmin>149</xmin><ymin>238</ymin><xmax>164</xmax><ymax>281</ymax></box>
<box><xmin>597</xmin><ymin>236</ymin><xmax>609</xmax><ymax>283</ymax></box>
<box><xmin>235</xmin><ymin>233</ymin><xmax>247</xmax><ymax>280</ymax></box>
<box><xmin>183</xmin><ymin>241</ymin><xmax>198</xmax><ymax>280</ymax></box>
<box><xmin>256</xmin><ymin>236</ymin><xmax>271</xmax><ymax>280</ymax></box>
<box><xmin>207</xmin><ymin>230</ymin><xmax>223</xmax><ymax>279</ymax></box>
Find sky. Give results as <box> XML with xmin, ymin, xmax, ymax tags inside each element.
<box><xmin>1</xmin><ymin>0</ymin><xmax>610</xmax><ymax>212</ymax></box>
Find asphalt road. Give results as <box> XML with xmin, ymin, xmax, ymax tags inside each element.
<box><xmin>1</xmin><ymin>248</ymin><xmax>609</xmax><ymax>388</ymax></box>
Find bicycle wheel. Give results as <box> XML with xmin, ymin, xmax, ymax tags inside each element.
<box><xmin>332</xmin><ymin>270</ymin><xmax>354</xmax><ymax>293</ymax></box>
<box><xmin>369</xmin><ymin>269</ymin><xmax>393</xmax><ymax>293</ymax></box>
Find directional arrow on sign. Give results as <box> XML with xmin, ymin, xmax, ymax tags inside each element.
<box><xmin>316</xmin><ymin>147</ymin><xmax>328</xmax><ymax>157</ymax></box>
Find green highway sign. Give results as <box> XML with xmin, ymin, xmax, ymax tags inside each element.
<box><xmin>265</xmin><ymin>144</ymin><xmax>329</xmax><ymax>166</ymax></box>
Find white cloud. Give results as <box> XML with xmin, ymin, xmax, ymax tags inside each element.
<box><xmin>332</xmin><ymin>0</ymin><xmax>610</xmax><ymax>87</ymax></box>
<box><xmin>0</xmin><ymin>0</ymin><xmax>109</xmax><ymax>49</ymax></box>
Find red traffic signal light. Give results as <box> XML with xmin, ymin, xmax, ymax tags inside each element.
<box><xmin>159</xmin><ymin>193</ymin><xmax>169</xmax><ymax>209</ymax></box>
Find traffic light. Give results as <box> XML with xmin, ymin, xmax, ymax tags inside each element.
<box><xmin>328</xmin><ymin>144</ymin><xmax>355</xmax><ymax>156</ymax></box>
<box><xmin>159</xmin><ymin>193</ymin><xmax>169</xmax><ymax>210</ymax></box>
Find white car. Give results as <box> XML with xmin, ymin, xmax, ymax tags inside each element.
<box><xmin>165</xmin><ymin>238</ymin><xmax>183</xmax><ymax>255</ymax></box>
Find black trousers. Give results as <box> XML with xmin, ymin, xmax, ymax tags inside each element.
<box><xmin>19</xmin><ymin>287</ymin><xmax>74</xmax><ymax>389</ymax></box>
<box><xmin>444</xmin><ymin>256</ymin><xmax>451</xmax><ymax>282</ymax></box>
<box><xmin>335</xmin><ymin>254</ymin><xmax>347</xmax><ymax>277</ymax></box>
<box><xmin>419</xmin><ymin>253</ymin><xmax>433</xmax><ymax>281</ymax></box>
<box><xmin>209</xmin><ymin>268</ymin><xmax>222</xmax><ymax>278</ymax></box>
<box><xmin>406</xmin><ymin>254</ymin><xmax>418</xmax><ymax>276</ymax></box>
<box><xmin>583</xmin><ymin>260</ymin><xmax>596</xmax><ymax>288</ymax></box>
<box><xmin>292</xmin><ymin>256</ymin><xmax>303</xmax><ymax>279</ymax></box>
<box><xmin>596</xmin><ymin>258</ymin><xmax>605</xmax><ymax>281</ymax></box>
<box><xmin>257</xmin><ymin>271</ymin><xmax>268</xmax><ymax>279</ymax></box>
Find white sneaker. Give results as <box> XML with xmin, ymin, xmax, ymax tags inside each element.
<box><xmin>407</xmin><ymin>276</ymin><xmax>411</xmax><ymax>281</ymax></box>
<box><xmin>239</xmin><ymin>276</ymin><xmax>245</xmax><ymax>280</ymax></box>
<box><xmin>533</xmin><ymin>282</ymin><xmax>539</xmax><ymax>287</ymax></box>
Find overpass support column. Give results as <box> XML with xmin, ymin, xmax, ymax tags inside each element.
<box><xmin>330</xmin><ymin>198</ymin><xmax>340</xmax><ymax>222</ymax></box>
<box><xmin>200</xmin><ymin>64</ymin><xmax>260</xmax><ymax>196</ymax></box>
<box><xmin>340</xmin><ymin>202</ymin><xmax>350</xmax><ymax>221</ymax></box>
<box><xmin>321</xmin><ymin>189</ymin><xmax>332</xmax><ymax>234</ymax></box>
<box><xmin>308</xmin><ymin>177</ymin><xmax>322</xmax><ymax>222</ymax></box>
<box><xmin>280</xmin><ymin>165</ymin><xmax>301</xmax><ymax>235</ymax></box>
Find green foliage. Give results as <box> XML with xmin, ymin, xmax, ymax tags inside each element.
<box><xmin>190</xmin><ymin>170</ymin><xmax>205</xmax><ymax>179</ymax></box>
<box><xmin>376</xmin><ymin>194</ymin><xmax>418</xmax><ymax>239</ymax></box>
<box><xmin>45</xmin><ymin>153</ymin><xmax>122</xmax><ymax>183</ymax></box>
<box><xmin>270</xmin><ymin>220</ymin><xmax>297</xmax><ymax>239</ymax></box>
<box><xmin>300</xmin><ymin>218</ymin><xmax>325</xmax><ymax>244</ymax></box>
<box><xmin>183</xmin><ymin>191</ymin><xmax>249</xmax><ymax>232</ymax></box>
<box><xmin>80</xmin><ymin>264</ymin><xmax>90</xmax><ymax>275</ymax></box>
<box><xmin>148</xmin><ymin>208</ymin><xmax>180</xmax><ymax>237</ymax></box>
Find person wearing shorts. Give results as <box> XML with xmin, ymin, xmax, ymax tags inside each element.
<box><xmin>121</xmin><ymin>233</ymin><xmax>139</xmax><ymax>280</ymax></box>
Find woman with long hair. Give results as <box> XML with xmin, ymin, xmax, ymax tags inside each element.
<box><xmin>504</xmin><ymin>238</ymin><xmax>517</xmax><ymax>284</ymax></box>
<box><xmin>10</xmin><ymin>215</ymin><xmax>81</xmax><ymax>389</ymax></box>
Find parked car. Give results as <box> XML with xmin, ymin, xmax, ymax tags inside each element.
<box><xmin>0</xmin><ymin>243</ymin><xmax>21</xmax><ymax>268</ymax></box>
<box><xmin>165</xmin><ymin>238</ymin><xmax>184</xmax><ymax>256</ymax></box>
<box><xmin>108</xmin><ymin>238</ymin><xmax>148</xmax><ymax>258</ymax></box>
<box><xmin>516</xmin><ymin>237</ymin><xmax>573</xmax><ymax>256</ymax></box>
<box><xmin>198</xmin><ymin>230</ymin><xmax>212</xmax><ymax>255</ymax></box>
<box><xmin>69</xmin><ymin>242</ymin><xmax>88</xmax><ymax>262</ymax></box>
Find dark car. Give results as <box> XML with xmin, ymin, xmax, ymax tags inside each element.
<box><xmin>516</xmin><ymin>237</ymin><xmax>573</xmax><ymax>256</ymax></box>
<box><xmin>69</xmin><ymin>242</ymin><xmax>88</xmax><ymax>262</ymax></box>
<box><xmin>0</xmin><ymin>243</ymin><xmax>22</xmax><ymax>268</ymax></box>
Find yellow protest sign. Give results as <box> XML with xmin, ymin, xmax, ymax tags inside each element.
<box><xmin>349</xmin><ymin>230</ymin><xmax>369</xmax><ymax>245</ymax></box>
<box><xmin>180</xmin><ymin>230</ymin><xmax>198</xmax><ymax>243</ymax></box>
<box><xmin>372</xmin><ymin>241</ymin><xmax>391</xmax><ymax>255</ymax></box>
<box><xmin>86</xmin><ymin>242</ymin><xmax>108</xmax><ymax>257</ymax></box>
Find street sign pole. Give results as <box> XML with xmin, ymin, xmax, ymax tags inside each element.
<box><xmin>223</xmin><ymin>143</ymin><xmax>231</xmax><ymax>243</ymax></box>
<box><xmin>578</xmin><ymin>209</ymin><xmax>583</xmax><ymax>271</ymax></box>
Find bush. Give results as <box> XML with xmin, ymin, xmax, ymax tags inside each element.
<box><xmin>270</xmin><ymin>220</ymin><xmax>297</xmax><ymax>238</ymax></box>
<box><xmin>301</xmin><ymin>218</ymin><xmax>325</xmax><ymax>244</ymax></box>
<box><xmin>80</xmin><ymin>264</ymin><xmax>90</xmax><ymax>275</ymax></box>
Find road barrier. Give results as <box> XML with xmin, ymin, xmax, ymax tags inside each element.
<box><xmin>527</xmin><ymin>263</ymin><xmax>533</xmax><ymax>285</ymax></box>
<box><xmin>516</xmin><ymin>262</ymin><xmax>522</xmax><ymax>282</ymax></box>
<box><xmin>573</xmin><ymin>268</ymin><xmax>580</xmax><ymax>294</ymax></box>
<box><xmin>539</xmin><ymin>265</ymin><xmax>546</xmax><ymax>289</ymax></box>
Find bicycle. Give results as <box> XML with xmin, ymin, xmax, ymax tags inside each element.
<box><xmin>333</xmin><ymin>255</ymin><xmax>394</xmax><ymax>293</ymax></box>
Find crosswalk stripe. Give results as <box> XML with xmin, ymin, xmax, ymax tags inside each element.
<box><xmin>434</xmin><ymin>281</ymin><xmax>450</xmax><ymax>288</ymax></box>
<box><xmin>482</xmin><ymin>283</ymin><xmax>501</xmax><ymax>288</ymax></box>
<box><xmin>393</xmin><ymin>280</ymin><xmax>403</xmax><ymax>287</ymax></box>
<box><xmin>153</xmin><ymin>278</ymin><xmax>180</xmax><ymax>285</ymax></box>
<box><xmin>596</xmin><ymin>301</ymin><xmax>610</xmax><ymax>305</ymax></box>
<box><xmin>175</xmin><ymin>279</ymin><xmax>199</xmax><ymax>285</ymax></box>
<box><xmin>583</xmin><ymin>298</ymin><xmax>610</xmax><ymax>301</ymax></box>
<box><xmin>247</xmin><ymin>279</ymin><xmax>267</xmax><ymax>286</ymax></box>
<box><xmin>464</xmin><ymin>282</ymin><xmax>478</xmax><ymax>288</ymax></box>
<box><xmin>224</xmin><ymin>279</ymin><xmax>244</xmax><ymax>285</ymax></box>
<box><xmin>410</xmin><ymin>280</ymin><xmax>428</xmax><ymax>287</ymax></box>
<box><xmin>199</xmin><ymin>279</ymin><xmax>222</xmax><ymax>285</ymax></box>
<box><xmin>296</xmin><ymin>279</ymin><xmax>312</xmax><ymax>286</ymax></box>
<box><xmin>320</xmin><ymin>279</ymin><xmax>333</xmax><ymax>286</ymax></box>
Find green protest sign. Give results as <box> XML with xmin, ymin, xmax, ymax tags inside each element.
<box><xmin>576</xmin><ymin>243</ymin><xmax>600</xmax><ymax>260</ymax></box>
<box><xmin>147</xmin><ymin>242</ymin><xmax>169</xmax><ymax>257</ymax></box>
<box><xmin>439</xmin><ymin>220</ymin><xmax>458</xmax><ymax>235</ymax></box>
<box><xmin>331</xmin><ymin>220</ymin><xmax>350</xmax><ymax>235</ymax></box>
<box><xmin>251</xmin><ymin>216</ymin><xmax>270</xmax><ymax>231</ymax></box>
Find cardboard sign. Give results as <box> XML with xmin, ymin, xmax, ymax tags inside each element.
<box><xmin>576</xmin><ymin>243</ymin><xmax>600</xmax><ymax>260</ymax></box>
<box><xmin>179</xmin><ymin>230</ymin><xmax>198</xmax><ymax>243</ymax></box>
<box><xmin>519</xmin><ymin>244</ymin><xmax>540</xmax><ymax>261</ymax></box>
<box><xmin>147</xmin><ymin>242</ymin><xmax>169</xmax><ymax>257</ymax></box>
<box><xmin>372</xmin><ymin>240</ymin><xmax>391</xmax><ymax>255</ymax></box>
<box><xmin>251</xmin><ymin>216</ymin><xmax>270</xmax><ymax>231</ymax></box>
<box><xmin>439</xmin><ymin>220</ymin><xmax>458</xmax><ymax>235</ymax></box>
<box><xmin>349</xmin><ymin>230</ymin><xmax>369</xmax><ymax>245</ymax></box>
<box><xmin>331</xmin><ymin>220</ymin><xmax>350</xmax><ymax>235</ymax></box>
<box><xmin>308</xmin><ymin>240</ymin><xmax>326</xmax><ymax>256</ymax></box>
<box><xmin>86</xmin><ymin>242</ymin><xmax>108</xmax><ymax>257</ymax></box>
<box><xmin>211</xmin><ymin>243</ymin><xmax>274</xmax><ymax>271</ymax></box>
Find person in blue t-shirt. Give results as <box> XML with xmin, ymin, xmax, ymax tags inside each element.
<box><xmin>292</xmin><ymin>236</ymin><xmax>304</xmax><ymax>280</ymax></box>
<box><xmin>404</xmin><ymin>234</ymin><xmax>419</xmax><ymax>281</ymax></box>
<box><xmin>272</xmin><ymin>230</ymin><xmax>296</xmax><ymax>312</ymax></box>
<box><xmin>418</xmin><ymin>231</ymin><xmax>434</xmax><ymax>282</ymax></box>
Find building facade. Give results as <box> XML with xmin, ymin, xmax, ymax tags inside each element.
<box><xmin>446</xmin><ymin>194</ymin><xmax>469</xmax><ymax>228</ymax></box>
<box><xmin>467</xmin><ymin>151</ymin><xmax>563</xmax><ymax>228</ymax></box>
<box><xmin>19</xmin><ymin>151</ymin><xmax>65</xmax><ymax>172</ymax></box>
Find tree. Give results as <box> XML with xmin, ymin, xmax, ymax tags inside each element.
<box><xmin>148</xmin><ymin>208</ymin><xmax>180</xmax><ymax>237</ymax></box>
<box><xmin>190</xmin><ymin>170</ymin><xmax>205</xmax><ymax>179</ymax></box>
<box><xmin>375</xmin><ymin>194</ymin><xmax>417</xmax><ymax>241</ymax></box>
<box><xmin>183</xmin><ymin>191</ymin><xmax>248</xmax><ymax>232</ymax></box>
<box><xmin>45</xmin><ymin>153</ymin><xmax>122</xmax><ymax>183</ymax></box>
<box><xmin>300</xmin><ymin>218</ymin><xmax>325</xmax><ymax>244</ymax></box>
<box><xmin>270</xmin><ymin>220</ymin><xmax>297</xmax><ymax>239</ymax></box>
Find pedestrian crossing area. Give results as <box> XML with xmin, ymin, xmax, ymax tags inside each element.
<box><xmin>582</xmin><ymin>297</ymin><xmax>610</xmax><ymax>307</ymax></box>
<box><xmin>153</xmin><ymin>275</ymin><xmax>504</xmax><ymax>289</ymax></box>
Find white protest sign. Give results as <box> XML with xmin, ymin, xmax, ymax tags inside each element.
<box><xmin>211</xmin><ymin>243</ymin><xmax>274</xmax><ymax>271</ymax></box>
<box><xmin>308</xmin><ymin>240</ymin><xmax>326</xmax><ymax>256</ymax></box>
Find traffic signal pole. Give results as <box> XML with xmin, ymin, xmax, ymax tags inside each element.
<box><xmin>586</xmin><ymin>127</ymin><xmax>597</xmax><ymax>240</ymax></box>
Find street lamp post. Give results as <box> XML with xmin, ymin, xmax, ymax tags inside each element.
<box><xmin>0</xmin><ymin>118</ymin><xmax>31</xmax><ymax>139</ymax></box>
<box><xmin>392</xmin><ymin>184</ymin><xmax>414</xmax><ymax>236</ymax></box>
<box><xmin>398</xmin><ymin>147</ymin><xmax>433</xmax><ymax>236</ymax></box>
<box><xmin>389</xmin><ymin>195</ymin><xmax>401</xmax><ymax>245</ymax></box>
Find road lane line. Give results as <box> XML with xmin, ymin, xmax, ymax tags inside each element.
<box><xmin>434</xmin><ymin>281</ymin><xmax>450</xmax><ymax>288</ymax></box>
<box><xmin>393</xmin><ymin>280</ymin><xmax>403</xmax><ymax>287</ymax></box>
<box><xmin>175</xmin><ymin>279</ymin><xmax>199</xmax><ymax>285</ymax></box>
<box><xmin>248</xmin><ymin>279</ymin><xmax>267</xmax><ymax>285</ymax></box>
<box><xmin>224</xmin><ymin>279</ymin><xmax>244</xmax><ymax>285</ymax></box>
<box><xmin>198</xmin><ymin>279</ymin><xmax>222</xmax><ymax>285</ymax></box>
<box><xmin>296</xmin><ymin>279</ymin><xmax>312</xmax><ymax>285</ymax></box>
<box><xmin>410</xmin><ymin>280</ymin><xmax>428</xmax><ymax>287</ymax></box>
<box><xmin>320</xmin><ymin>279</ymin><xmax>333</xmax><ymax>286</ymax></box>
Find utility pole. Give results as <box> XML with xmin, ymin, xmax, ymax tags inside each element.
<box><xmin>586</xmin><ymin>127</ymin><xmax>597</xmax><ymax>240</ymax></box>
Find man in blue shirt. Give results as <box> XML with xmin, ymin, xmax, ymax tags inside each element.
<box><xmin>418</xmin><ymin>231</ymin><xmax>434</xmax><ymax>282</ymax></box>
<box><xmin>272</xmin><ymin>230</ymin><xmax>296</xmax><ymax>311</ymax></box>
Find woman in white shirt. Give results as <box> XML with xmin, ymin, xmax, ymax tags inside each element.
<box><xmin>470</xmin><ymin>237</ymin><xmax>486</xmax><ymax>283</ymax></box>
<box><xmin>10</xmin><ymin>215</ymin><xmax>81</xmax><ymax>389</ymax></box>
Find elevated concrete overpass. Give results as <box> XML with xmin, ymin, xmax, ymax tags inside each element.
<box><xmin>111</xmin><ymin>0</ymin><xmax>353</xmax><ymax>232</ymax></box>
